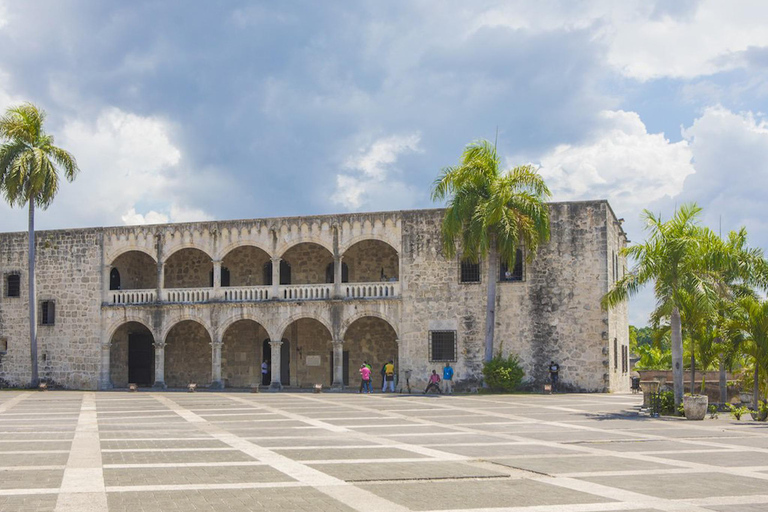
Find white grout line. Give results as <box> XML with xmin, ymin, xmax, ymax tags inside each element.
<box><xmin>54</xmin><ymin>392</ymin><xmax>108</xmax><ymax>512</ymax></box>
<box><xmin>105</xmin><ymin>481</ymin><xmax>308</xmax><ymax>493</ymax></box>
<box><xmin>103</xmin><ymin>461</ymin><xmax>268</xmax><ymax>469</ymax></box>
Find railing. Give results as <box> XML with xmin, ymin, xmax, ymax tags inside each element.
<box><xmin>108</xmin><ymin>289</ymin><xmax>156</xmax><ymax>305</ymax></box>
<box><xmin>281</xmin><ymin>284</ymin><xmax>332</xmax><ymax>300</ymax></box>
<box><xmin>106</xmin><ymin>281</ymin><xmax>401</xmax><ymax>306</ymax></box>
<box><xmin>164</xmin><ymin>288</ymin><xmax>212</xmax><ymax>303</ymax></box>
<box><xmin>345</xmin><ymin>282</ymin><xmax>400</xmax><ymax>299</ymax></box>
<box><xmin>223</xmin><ymin>286</ymin><xmax>270</xmax><ymax>302</ymax></box>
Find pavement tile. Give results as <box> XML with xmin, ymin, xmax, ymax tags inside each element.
<box><xmin>577</xmin><ymin>471</ymin><xmax>768</xmax><ymax>499</ymax></box>
<box><xmin>308</xmin><ymin>460</ymin><xmax>508</xmax><ymax>481</ymax></box>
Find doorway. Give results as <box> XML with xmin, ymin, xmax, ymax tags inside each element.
<box><xmin>128</xmin><ymin>333</ymin><xmax>154</xmax><ymax>386</ymax></box>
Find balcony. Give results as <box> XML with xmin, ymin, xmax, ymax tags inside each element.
<box><xmin>104</xmin><ymin>281</ymin><xmax>399</xmax><ymax>306</ymax></box>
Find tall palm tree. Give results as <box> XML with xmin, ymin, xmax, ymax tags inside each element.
<box><xmin>0</xmin><ymin>103</ymin><xmax>79</xmax><ymax>387</ymax></box>
<box><xmin>602</xmin><ymin>204</ymin><xmax>708</xmax><ymax>409</ymax></box>
<box><xmin>432</xmin><ymin>139</ymin><xmax>551</xmax><ymax>362</ymax></box>
<box><xmin>732</xmin><ymin>297</ymin><xmax>768</xmax><ymax>409</ymax></box>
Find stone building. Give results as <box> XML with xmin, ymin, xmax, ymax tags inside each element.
<box><xmin>0</xmin><ymin>200</ymin><xmax>629</xmax><ymax>392</ymax></box>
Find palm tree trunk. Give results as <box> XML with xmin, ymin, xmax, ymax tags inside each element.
<box><xmin>754</xmin><ymin>364</ymin><xmax>759</xmax><ymax>411</ymax></box>
<box><xmin>28</xmin><ymin>200</ymin><xmax>38</xmax><ymax>387</ymax></box>
<box><xmin>717</xmin><ymin>338</ymin><xmax>726</xmax><ymax>405</ymax></box>
<box><xmin>690</xmin><ymin>348</ymin><xmax>695</xmax><ymax>396</ymax></box>
<box><xmin>484</xmin><ymin>239</ymin><xmax>498</xmax><ymax>363</ymax></box>
<box><xmin>670</xmin><ymin>307</ymin><xmax>684</xmax><ymax>410</ymax></box>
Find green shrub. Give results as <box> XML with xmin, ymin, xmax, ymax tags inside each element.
<box><xmin>482</xmin><ymin>354</ymin><xmax>525</xmax><ymax>392</ymax></box>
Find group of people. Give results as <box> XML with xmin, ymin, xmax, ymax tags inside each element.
<box><xmin>423</xmin><ymin>363</ymin><xmax>454</xmax><ymax>394</ymax></box>
<box><xmin>358</xmin><ymin>360</ymin><xmax>395</xmax><ymax>393</ymax></box>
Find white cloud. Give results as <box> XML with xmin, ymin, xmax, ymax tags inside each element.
<box><xmin>332</xmin><ymin>133</ymin><xmax>421</xmax><ymax>210</ymax></box>
<box><xmin>471</xmin><ymin>1</ymin><xmax>768</xmax><ymax>80</ymax></box>
<box><xmin>532</xmin><ymin>110</ymin><xmax>694</xmax><ymax>211</ymax></box>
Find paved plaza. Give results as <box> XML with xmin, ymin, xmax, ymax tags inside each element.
<box><xmin>1</xmin><ymin>391</ymin><xmax>768</xmax><ymax>511</ymax></box>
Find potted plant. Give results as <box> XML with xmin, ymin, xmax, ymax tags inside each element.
<box><xmin>683</xmin><ymin>393</ymin><xmax>708</xmax><ymax>420</ymax></box>
<box><xmin>749</xmin><ymin>400</ymin><xmax>768</xmax><ymax>421</ymax></box>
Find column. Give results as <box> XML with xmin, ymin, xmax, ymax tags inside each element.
<box><xmin>99</xmin><ymin>342</ymin><xmax>113</xmax><ymax>390</ymax></box>
<box><xmin>333</xmin><ymin>256</ymin><xmax>342</xmax><ymax>299</ymax></box>
<box><xmin>269</xmin><ymin>340</ymin><xmax>283</xmax><ymax>390</ymax></box>
<box><xmin>212</xmin><ymin>259</ymin><xmax>222</xmax><ymax>300</ymax></box>
<box><xmin>156</xmin><ymin>262</ymin><xmax>164</xmax><ymax>302</ymax></box>
<box><xmin>332</xmin><ymin>339</ymin><xmax>344</xmax><ymax>390</ymax></box>
<box><xmin>153</xmin><ymin>342</ymin><xmax>166</xmax><ymax>388</ymax></box>
<box><xmin>210</xmin><ymin>340</ymin><xmax>223</xmax><ymax>389</ymax></box>
<box><xmin>102</xmin><ymin>265</ymin><xmax>111</xmax><ymax>303</ymax></box>
<box><xmin>271</xmin><ymin>257</ymin><xmax>281</xmax><ymax>299</ymax></box>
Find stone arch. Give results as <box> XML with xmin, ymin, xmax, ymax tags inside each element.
<box><xmin>106</xmin><ymin>316</ymin><xmax>155</xmax><ymax>343</ymax></box>
<box><xmin>342</xmin><ymin>315</ymin><xmax>399</xmax><ymax>390</ymax></box>
<box><xmin>280</xmin><ymin>317</ymin><xmax>333</xmax><ymax>388</ymax></box>
<box><xmin>340</xmin><ymin>311</ymin><xmax>399</xmax><ymax>340</ymax></box>
<box><xmin>279</xmin><ymin>242</ymin><xmax>334</xmax><ymax>285</ymax></box>
<box><xmin>275</xmin><ymin>238</ymin><xmax>334</xmax><ymax>259</ymax></box>
<box><xmin>341</xmin><ymin>239</ymin><xmax>399</xmax><ymax>283</ymax></box>
<box><xmin>164</xmin><ymin>319</ymin><xmax>212</xmax><ymax>388</ymax></box>
<box><xmin>163</xmin><ymin>247</ymin><xmax>213</xmax><ymax>289</ymax></box>
<box><xmin>340</xmin><ymin>234</ymin><xmax>399</xmax><ymax>255</ymax></box>
<box><xmin>107</xmin><ymin>246</ymin><xmax>157</xmax><ymax>265</ymax></box>
<box><xmin>276</xmin><ymin>314</ymin><xmax>333</xmax><ymax>342</ymax></box>
<box><xmin>216</xmin><ymin>240</ymin><xmax>272</xmax><ymax>261</ymax></box>
<box><xmin>162</xmin><ymin>244</ymin><xmax>214</xmax><ymax>264</ymax></box>
<box><xmin>109</xmin><ymin>321</ymin><xmax>156</xmax><ymax>388</ymax></box>
<box><xmin>221</xmin><ymin>245</ymin><xmax>272</xmax><ymax>286</ymax></box>
<box><xmin>110</xmin><ymin>250</ymin><xmax>158</xmax><ymax>290</ymax></box>
<box><xmin>221</xmin><ymin>319</ymin><xmax>269</xmax><ymax>388</ymax></box>
<box><xmin>160</xmin><ymin>314</ymin><xmax>213</xmax><ymax>343</ymax></box>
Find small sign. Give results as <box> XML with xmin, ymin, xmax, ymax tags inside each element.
<box><xmin>306</xmin><ymin>355</ymin><xmax>321</xmax><ymax>367</ymax></box>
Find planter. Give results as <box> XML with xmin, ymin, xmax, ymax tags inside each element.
<box><xmin>749</xmin><ymin>409</ymin><xmax>768</xmax><ymax>421</ymax></box>
<box><xmin>740</xmin><ymin>392</ymin><xmax>754</xmax><ymax>405</ymax></box>
<box><xmin>683</xmin><ymin>395</ymin><xmax>708</xmax><ymax>420</ymax></box>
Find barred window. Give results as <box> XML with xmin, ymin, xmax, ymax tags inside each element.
<box><xmin>41</xmin><ymin>301</ymin><xmax>55</xmax><ymax>326</ymax></box>
<box><xmin>6</xmin><ymin>274</ymin><xmax>20</xmax><ymax>297</ymax></box>
<box><xmin>460</xmin><ymin>260</ymin><xmax>480</xmax><ymax>283</ymax></box>
<box><xmin>614</xmin><ymin>338</ymin><xmax>618</xmax><ymax>370</ymax></box>
<box><xmin>622</xmin><ymin>345</ymin><xmax>628</xmax><ymax>374</ymax></box>
<box><xmin>499</xmin><ymin>249</ymin><xmax>524</xmax><ymax>282</ymax></box>
<box><xmin>429</xmin><ymin>331</ymin><xmax>457</xmax><ymax>362</ymax></box>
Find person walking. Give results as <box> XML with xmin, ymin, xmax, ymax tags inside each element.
<box><xmin>261</xmin><ymin>359</ymin><xmax>269</xmax><ymax>386</ymax></box>
<box><xmin>380</xmin><ymin>362</ymin><xmax>387</xmax><ymax>390</ymax></box>
<box><xmin>424</xmin><ymin>370</ymin><xmax>441</xmax><ymax>394</ymax></box>
<box><xmin>383</xmin><ymin>359</ymin><xmax>395</xmax><ymax>392</ymax></box>
<box><xmin>359</xmin><ymin>364</ymin><xmax>372</xmax><ymax>394</ymax></box>
<box><xmin>441</xmin><ymin>362</ymin><xmax>454</xmax><ymax>395</ymax></box>
<box><xmin>358</xmin><ymin>361</ymin><xmax>372</xmax><ymax>393</ymax></box>
<box><xmin>549</xmin><ymin>360</ymin><xmax>560</xmax><ymax>393</ymax></box>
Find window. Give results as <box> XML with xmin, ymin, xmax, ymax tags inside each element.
<box><xmin>429</xmin><ymin>331</ymin><xmax>457</xmax><ymax>362</ymax></box>
<box><xmin>6</xmin><ymin>274</ymin><xmax>20</xmax><ymax>297</ymax></box>
<box><xmin>325</xmin><ymin>262</ymin><xmax>348</xmax><ymax>283</ymax></box>
<box><xmin>460</xmin><ymin>260</ymin><xmax>480</xmax><ymax>283</ymax></box>
<box><xmin>499</xmin><ymin>249</ymin><xmax>524</xmax><ymax>282</ymax></box>
<box><xmin>613</xmin><ymin>338</ymin><xmax>618</xmax><ymax>370</ymax></box>
<box><xmin>41</xmin><ymin>301</ymin><xmax>55</xmax><ymax>325</ymax></box>
<box><xmin>109</xmin><ymin>268</ymin><xmax>121</xmax><ymax>290</ymax></box>
<box><xmin>622</xmin><ymin>345</ymin><xmax>628</xmax><ymax>374</ymax></box>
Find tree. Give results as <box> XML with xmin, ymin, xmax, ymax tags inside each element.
<box><xmin>602</xmin><ymin>204</ymin><xmax>708</xmax><ymax>410</ymax></box>
<box><xmin>731</xmin><ymin>297</ymin><xmax>768</xmax><ymax>409</ymax></box>
<box><xmin>432</xmin><ymin>139</ymin><xmax>551</xmax><ymax>362</ymax></box>
<box><xmin>0</xmin><ymin>103</ymin><xmax>79</xmax><ymax>387</ymax></box>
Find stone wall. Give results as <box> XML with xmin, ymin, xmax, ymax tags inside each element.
<box><xmin>165</xmin><ymin>320</ymin><xmax>212</xmax><ymax>387</ymax></box>
<box><xmin>222</xmin><ymin>246</ymin><xmax>271</xmax><ymax>286</ymax></box>
<box><xmin>281</xmin><ymin>243</ymin><xmax>333</xmax><ymax>284</ymax></box>
<box><xmin>285</xmin><ymin>318</ymin><xmax>332</xmax><ymax>387</ymax></box>
<box><xmin>164</xmin><ymin>249</ymin><xmax>212</xmax><ymax>288</ymax></box>
<box><xmin>344</xmin><ymin>240</ymin><xmax>399</xmax><ymax>282</ymax></box>
<box><xmin>0</xmin><ymin>229</ymin><xmax>102</xmax><ymax>389</ymax></box>
<box><xmin>222</xmin><ymin>319</ymin><xmax>268</xmax><ymax>387</ymax></box>
<box><xmin>111</xmin><ymin>251</ymin><xmax>157</xmax><ymax>290</ymax></box>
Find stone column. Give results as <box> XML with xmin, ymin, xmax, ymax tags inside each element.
<box><xmin>156</xmin><ymin>262</ymin><xmax>165</xmax><ymax>302</ymax></box>
<box><xmin>99</xmin><ymin>342</ymin><xmax>113</xmax><ymax>390</ymax></box>
<box><xmin>269</xmin><ymin>340</ymin><xmax>283</xmax><ymax>390</ymax></box>
<box><xmin>210</xmin><ymin>340</ymin><xmax>223</xmax><ymax>389</ymax></box>
<box><xmin>153</xmin><ymin>342</ymin><xmax>166</xmax><ymax>389</ymax></box>
<box><xmin>271</xmin><ymin>257</ymin><xmax>281</xmax><ymax>299</ymax></box>
<box><xmin>332</xmin><ymin>339</ymin><xmax>344</xmax><ymax>390</ymax></box>
<box><xmin>333</xmin><ymin>256</ymin><xmax>342</xmax><ymax>299</ymax></box>
<box><xmin>102</xmin><ymin>265</ymin><xmax>112</xmax><ymax>303</ymax></box>
<box><xmin>212</xmin><ymin>259</ymin><xmax>222</xmax><ymax>300</ymax></box>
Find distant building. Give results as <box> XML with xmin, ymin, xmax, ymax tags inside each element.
<box><xmin>0</xmin><ymin>201</ymin><xmax>629</xmax><ymax>392</ymax></box>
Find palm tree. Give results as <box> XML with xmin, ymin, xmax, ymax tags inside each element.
<box><xmin>732</xmin><ymin>297</ymin><xmax>768</xmax><ymax>409</ymax></box>
<box><xmin>602</xmin><ymin>204</ymin><xmax>708</xmax><ymax>409</ymax></box>
<box><xmin>432</xmin><ymin>139</ymin><xmax>551</xmax><ymax>362</ymax></box>
<box><xmin>0</xmin><ymin>103</ymin><xmax>79</xmax><ymax>387</ymax></box>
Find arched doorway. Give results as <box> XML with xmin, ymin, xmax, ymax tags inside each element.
<box><xmin>109</xmin><ymin>322</ymin><xmax>155</xmax><ymax>388</ymax></box>
<box><xmin>110</xmin><ymin>250</ymin><xmax>157</xmax><ymax>289</ymax></box>
<box><xmin>221</xmin><ymin>320</ymin><xmax>268</xmax><ymax>388</ymax></box>
<box><xmin>281</xmin><ymin>318</ymin><xmax>332</xmax><ymax>388</ymax></box>
<box><xmin>343</xmin><ymin>316</ymin><xmax>398</xmax><ymax>390</ymax></box>
<box><xmin>164</xmin><ymin>320</ymin><xmax>212</xmax><ymax>387</ymax></box>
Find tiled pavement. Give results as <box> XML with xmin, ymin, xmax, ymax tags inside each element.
<box><xmin>2</xmin><ymin>392</ymin><xmax>768</xmax><ymax>511</ymax></box>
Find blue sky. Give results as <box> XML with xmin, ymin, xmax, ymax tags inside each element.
<box><xmin>1</xmin><ymin>1</ymin><xmax>768</xmax><ymax>326</ymax></box>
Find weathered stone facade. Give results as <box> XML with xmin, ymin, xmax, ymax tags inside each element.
<box><xmin>0</xmin><ymin>201</ymin><xmax>629</xmax><ymax>392</ymax></box>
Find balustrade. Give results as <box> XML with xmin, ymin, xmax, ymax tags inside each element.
<box><xmin>281</xmin><ymin>283</ymin><xmax>332</xmax><ymax>300</ymax></box>
<box><xmin>164</xmin><ymin>288</ymin><xmax>212</xmax><ymax>303</ymax></box>
<box><xmin>222</xmin><ymin>286</ymin><xmax>270</xmax><ymax>302</ymax></box>
<box><xmin>344</xmin><ymin>282</ymin><xmax>400</xmax><ymax>299</ymax></box>
<box><xmin>108</xmin><ymin>290</ymin><xmax>156</xmax><ymax>305</ymax></box>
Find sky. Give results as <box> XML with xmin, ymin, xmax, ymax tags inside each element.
<box><xmin>1</xmin><ymin>1</ymin><xmax>768</xmax><ymax>326</ymax></box>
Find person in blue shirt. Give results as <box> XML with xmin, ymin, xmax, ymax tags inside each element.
<box><xmin>441</xmin><ymin>363</ymin><xmax>454</xmax><ymax>395</ymax></box>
